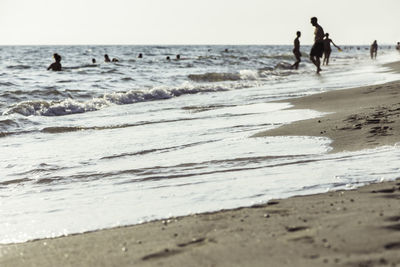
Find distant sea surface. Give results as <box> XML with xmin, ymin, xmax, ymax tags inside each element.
<box><xmin>1</xmin><ymin>45</ymin><xmax>400</xmax><ymax>243</ymax></box>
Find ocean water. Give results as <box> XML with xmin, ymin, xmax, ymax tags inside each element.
<box><xmin>1</xmin><ymin>45</ymin><xmax>400</xmax><ymax>243</ymax></box>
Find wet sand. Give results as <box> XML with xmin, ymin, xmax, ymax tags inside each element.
<box><xmin>254</xmin><ymin>61</ymin><xmax>400</xmax><ymax>153</ymax></box>
<box><xmin>253</xmin><ymin>80</ymin><xmax>400</xmax><ymax>153</ymax></box>
<box><xmin>1</xmin><ymin>65</ymin><xmax>400</xmax><ymax>267</ymax></box>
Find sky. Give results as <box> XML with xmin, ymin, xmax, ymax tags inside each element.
<box><xmin>0</xmin><ymin>0</ymin><xmax>399</xmax><ymax>45</ymax></box>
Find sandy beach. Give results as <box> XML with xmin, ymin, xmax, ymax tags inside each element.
<box><xmin>253</xmin><ymin>61</ymin><xmax>400</xmax><ymax>153</ymax></box>
<box><xmin>1</xmin><ymin>64</ymin><xmax>400</xmax><ymax>267</ymax></box>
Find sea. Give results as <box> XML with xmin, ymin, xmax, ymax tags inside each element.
<box><xmin>1</xmin><ymin>45</ymin><xmax>400</xmax><ymax>244</ymax></box>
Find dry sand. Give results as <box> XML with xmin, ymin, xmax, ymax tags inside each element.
<box><xmin>1</xmin><ymin>180</ymin><xmax>399</xmax><ymax>267</ymax></box>
<box><xmin>1</xmin><ymin>64</ymin><xmax>400</xmax><ymax>267</ymax></box>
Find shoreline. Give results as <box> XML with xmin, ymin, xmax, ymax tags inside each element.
<box><xmin>253</xmin><ymin>62</ymin><xmax>400</xmax><ymax>153</ymax></box>
<box><xmin>2</xmin><ymin>64</ymin><xmax>400</xmax><ymax>266</ymax></box>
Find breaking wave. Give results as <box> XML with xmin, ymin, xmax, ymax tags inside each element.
<box><xmin>3</xmin><ymin>82</ymin><xmax>252</xmax><ymax>116</ymax></box>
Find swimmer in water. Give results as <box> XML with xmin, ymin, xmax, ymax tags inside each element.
<box><xmin>104</xmin><ymin>54</ymin><xmax>111</xmax><ymax>62</ymax></box>
<box><xmin>92</xmin><ymin>58</ymin><xmax>96</xmax><ymax>64</ymax></box>
<box><xmin>47</xmin><ymin>53</ymin><xmax>62</xmax><ymax>71</ymax></box>
<box><xmin>138</xmin><ymin>53</ymin><xmax>143</xmax><ymax>58</ymax></box>
<box><xmin>112</xmin><ymin>58</ymin><xmax>119</xmax><ymax>62</ymax></box>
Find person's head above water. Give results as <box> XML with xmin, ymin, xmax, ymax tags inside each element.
<box><xmin>310</xmin><ymin>17</ymin><xmax>318</xmax><ymax>26</ymax></box>
<box><xmin>296</xmin><ymin>31</ymin><xmax>301</xmax><ymax>37</ymax></box>
<box><xmin>54</xmin><ymin>53</ymin><xmax>61</xmax><ymax>62</ymax></box>
<box><xmin>92</xmin><ymin>58</ymin><xmax>96</xmax><ymax>64</ymax></box>
<box><xmin>104</xmin><ymin>54</ymin><xmax>110</xmax><ymax>62</ymax></box>
<box><xmin>47</xmin><ymin>53</ymin><xmax>62</xmax><ymax>71</ymax></box>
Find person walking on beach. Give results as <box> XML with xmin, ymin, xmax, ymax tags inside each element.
<box><xmin>370</xmin><ymin>40</ymin><xmax>378</xmax><ymax>59</ymax></box>
<box><xmin>47</xmin><ymin>53</ymin><xmax>62</xmax><ymax>71</ymax></box>
<box><xmin>310</xmin><ymin>17</ymin><xmax>324</xmax><ymax>73</ymax></box>
<box><xmin>291</xmin><ymin>31</ymin><xmax>301</xmax><ymax>69</ymax></box>
<box><xmin>323</xmin><ymin>33</ymin><xmax>341</xmax><ymax>65</ymax></box>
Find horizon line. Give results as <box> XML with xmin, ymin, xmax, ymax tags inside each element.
<box><xmin>0</xmin><ymin>43</ymin><xmax>391</xmax><ymax>47</ymax></box>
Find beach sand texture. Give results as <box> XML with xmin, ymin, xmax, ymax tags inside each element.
<box><xmin>1</xmin><ymin>179</ymin><xmax>399</xmax><ymax>267</ymax></box>
<box><xmin>1</xmin><ymin>64</ymin><xmax>400</xmax><ymax>267</ymax></box>
<box><xmin>253</xmin><ymin>79</ymin><xmax>400</xmax><ymax>153</ymax></box>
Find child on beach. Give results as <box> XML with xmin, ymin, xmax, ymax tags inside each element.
<box><xmin>291</xmin><ymin>31</ymin><xmax>301</xmax><ymax>69</ymax></box>
<box><xmin>323</xmin><ymin>33</ymin><xmax>341</xmax><ymax>65</ymax></box>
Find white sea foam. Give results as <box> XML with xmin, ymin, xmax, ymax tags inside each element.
<box><xmin>3</xmin><ymin>81</ymin><xmax>263</xmax><ymax>116</ymax></box>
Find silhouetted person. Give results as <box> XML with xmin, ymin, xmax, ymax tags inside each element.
<box><xmin>138</xmin><ymin>53</ymin><xmax>143</xmax><ymax>58</ymax></box>
<box><xmin>104</xmin><ymin>54</ymin><xmax>111</xmax><ymax>62</ymax></box>
<box><xmin>396</xmin><ymin>42</ymin><xmax>400</xmax><ymax>50</ymax></box>
<box><xmin>291</xmin><ymin>31</ymin><xmax>301</xmax><ymax>69</ymax></box>
<box><xmin>92</xmin><ymin>58</ymin><xmax>96</xmax><ymax>64</ymax></box>
<box><xmin>323</xmin><ymin>33</ymin><xmax>341</xmax><ymax>65</ymax></box>
<box><xmin>370</xmin><ymin>40</ymin><xmax>378</xmax><ymax>59</ymax></box>
<box><xmin>47</xmin><ymin>53</ymin><xmax>62</xmax><ymax>71</ymax></box>
<box><xmin>166</xmin><ymin>56</ymin><xmax>171</xmax><ymax>60</ymax></box>
<box><xmin>176</xmin><ymin>54</ymin><xmax>181</xmax><ymax>60</ymax></box>
<box><xmin>310</xmin><ymin>17</ymin><xmax>324</xmax><ymax>73</ymax></box>
<box><xmin>112</xmin><ymin>58</ymin><xmax>119</xmax><ymax>62</ymax></box>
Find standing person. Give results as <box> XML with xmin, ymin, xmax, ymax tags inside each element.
<box><xmin>323</xmin><ymin>33</ymin><xmax>341</xmax><ymax>65</ymax></box>
<box><xmin>370</xmin><ymin>40</ymin><xmax>378</xmax><ymax>59</ymax></box>
<box><xmin>310</xmin><ymin>17</ymin><xmax>324</xmax><ymax>74</ymax></box>
<box><xmin>291</xmin><ymin>31</ymin><xmax>301</xmax><ymax>69</ymax></box>
<box><xmin>47</xmin><ymin>53</ymin><xmax>62</xmax><ymax>71</ymax></box>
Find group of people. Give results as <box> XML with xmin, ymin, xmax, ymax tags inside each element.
<box><xmin>291</xmin><ymin>17</ymin><xmax>386</xmax><ymax>73</ymax></box>
<box><xmin>47</xmin><ymin>52</ymin><xmax>183</xmax><ymax>71</ymax></box>
<box><xmin>47</xmin><ymin>18</ymin><xmax>389</xmax><ymax>73</ymax></box>
<box><xmin>291</xmin><ymin>17</ymin><xmax>341</xmax><ymax>73</ymax></box>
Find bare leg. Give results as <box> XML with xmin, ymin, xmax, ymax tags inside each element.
<box><xmin>291</xmin><ymin>55</ymin><xmax>301</xmax><ymax>70</ymax></box>
<box><xmin>310</xmin><ymin>56</ymin><xmax>322</xmax><ymax>73</ymax></box>
<box><xmin>316</xmin><ymin>57</ymin><xmax>322</xmax><ymax>73</ymax></box>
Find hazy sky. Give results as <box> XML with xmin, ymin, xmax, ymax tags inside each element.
<box><xmin>0</xmin><ymin>0</ymin><xmax>399</xmax><ymax>45</ymax></box>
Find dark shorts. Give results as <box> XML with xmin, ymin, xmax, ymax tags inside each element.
<box><xmin>310</xmin><ymin>42</ymin><xmax>324</xmax><ymax>58</ymax></box>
